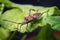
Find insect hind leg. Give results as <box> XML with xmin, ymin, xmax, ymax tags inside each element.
<box><xmin>19</xmin><ymin>23</ymin><xmax>29</xmax><ymax>32</ymax></box>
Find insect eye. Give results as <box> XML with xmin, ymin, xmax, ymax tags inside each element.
<box><xmin>26</xmin><ymin>19</ymin><xmax>28</xmax><ymax>21</ymax></box>
<box><xmin>25</xmin><ymin>18</ymin><xmax>28</xmax><ymax>21</ymax></box>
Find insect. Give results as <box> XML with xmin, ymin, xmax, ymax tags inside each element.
<box><xmin>3</xmin><ymin>9</ymin><xmax>49</xmax><ymax>31</ymax></box>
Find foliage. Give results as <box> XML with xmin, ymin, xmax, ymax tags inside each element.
<box><xmin>46</xmin><ymin>16</ymin><xmax>60</xmax><ymax>31</ymax></box>
<box><xmin>34</xmin><ymin>24</ymin><xmax>56</xmax><ymax>40</ymax></box>
<box><xmin>0</xmin><ymin>0</ymin><xmax>60</xmax><ymax>40</ymax></box>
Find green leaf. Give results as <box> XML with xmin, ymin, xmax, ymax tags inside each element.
<box><xmin>0</xmin><ymin>0</ymin><xmax>11</xmax><ymax>8</ymax></box>
<box><xmin>1</xmin><ymin>8</ymin><xmax>42</xmax><ymax>33</ymax></box>
<box><xmin>0</xmin><ymin>27</ymin><xmax>10</xmax><ymax>40</ymax></box>
<box><xmin>53</xmin><ymin>7</ymin><xmax>60</xmax><ymax>16</ymax></box>
<box><xmin>0</xmin><ymin>3</ymin><xmax>4</xmax><ymax>14</ymax></box>
<box><xmin>0</xmin><ymin>0</ymin><xmax>32</xmax><ymax>10</ymax></box>
<box><xmin>36</xmin><ymin>6</ymin><xmax>59</xmax><ymax>26</ymax></box>
<box><xmin>1</xmin><ymin>6</ymin><xmax>59</xmax><ymax>33</ymax></box>
<box><xmin>0</xmin><ymin>3</ymin><xmax>4</xmax><ymax>24</ymax></box>
<box><xmin>0</xmin><ymin>5</ymin><xmax>47</xmax><ymax>33</ymax></box>
<box><xmin>34</xmin><ymin>24</ymin><xmax>56</xmax><ymax>40</ymax></box>
<box><xmin>30</xmin><ymin>6</ymin><xmax>58</xmax><ymax>27</ymax></box>
<box><xmin>46</xmin><ymin>16</ymin><xmax>60</xmax><ymax>31</ymax></box>
<box><xmin>1</xmin><ymin>8</ymin><xmax>26</xmax><ymax>33</ymax></box>
<box><xmin>52</xmin><ymin>24</ymin><xmax>60</xmax><ymax>31</ymax></box>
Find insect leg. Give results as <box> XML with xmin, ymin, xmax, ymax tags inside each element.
<box><xmin>36</xmin><ymin>9</ymin><xmax>39</xmax><ymax>12</ymax></box>
<box><xmin>26</xmin><ymin>23</ymin><xmax>29</xmax><ymax>32</ymax></box>
<box><xmin>29</xmin><ymin>9</ymin><xmax>32</xmax><ymax>16</ymax></box>
<box><xmin>29</xmin><ymin>9</ymin><xmax>35</xmax><ymax>16</ymax></box>
<box><xmin>19</xmin><ymin>22</ymin><xmax>26</xmax><ymax>31</ymax></box>
<box><xmin>15</xmin><ymin>24</ymin><xmax>19</xmax><ymax>31</ymax></box>
<box><xmin>19</xmin><ymin>23</ymin><xmax>23</xmax><ymax>31</ymax></box>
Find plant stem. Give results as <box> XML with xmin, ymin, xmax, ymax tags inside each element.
<box><xmin>9</xmin><ymin>30</ymin><xmax>17</xmax><ymax>40</ymax></box>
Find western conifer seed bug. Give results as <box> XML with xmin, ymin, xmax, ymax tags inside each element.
<box><xmin>3</xmin><ymin>9</ymin><xmax>49</xmax><ymax>31</ymax></box>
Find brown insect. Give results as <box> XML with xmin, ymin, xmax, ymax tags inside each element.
<box><xmin>3</xmin><ymin>9</ymin><xmax>49</xmax><ymax>31</ymax></box>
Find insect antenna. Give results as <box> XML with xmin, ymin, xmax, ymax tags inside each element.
<box><xmin>41</xmin><ymin>9</ymin><xmax>49</xmax><ymax>15</ymax></box>
<box><xmin>3</xmin><ymin>19</ymin><xmax>23</xmax><ymax>31</ymax></box>
<box><xmin>3</xmin><ymin>19</ymin><xmax>21</xmax><ymax>24</ymax></box>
